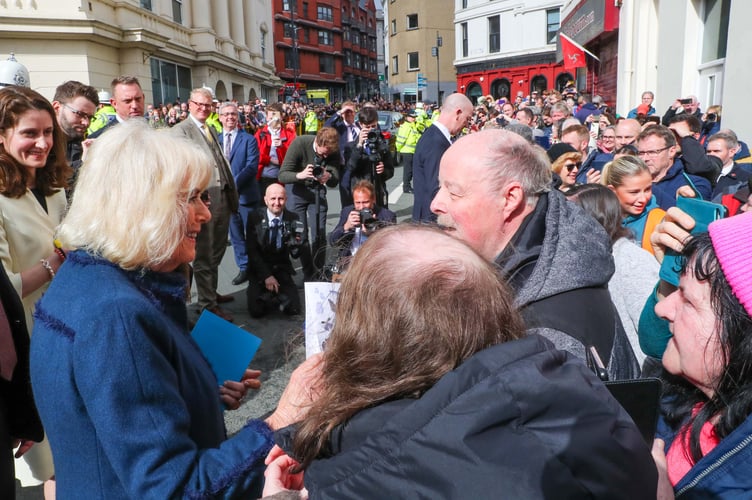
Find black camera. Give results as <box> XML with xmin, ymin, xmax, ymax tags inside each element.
<box><xmin>358</xmin><ymin>208</ymin><xmax>377</xmax><ymax>231</ymax></box>
<box><xmin>312</xmin><ymin>155</ymin><xmax>326</xmax><ymax>180</ymax></box>
<box><xmin>706</xmin><ymin>113</ymin><xmax>717</xmax><ymax>122</ymax></box>
<box><xmin>364</xmin><ymin>130</ymin><xmax>389</xmax><ymax>163</ymax></box>
<box><xmin>283</xmin><ymin>219</ymin><xmax>305</xmax><ymax>247</ymax></box>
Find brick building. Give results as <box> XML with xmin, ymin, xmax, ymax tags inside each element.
<box><xmin>273</xmin><ymin>0</ymin><xmax>379</xmax><ymax>103</ymax></box>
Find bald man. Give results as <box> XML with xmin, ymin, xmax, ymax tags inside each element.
<box><xmin>614</xmin><ymin>118</ymin><xmax>642</xmax><ymax>150</ymax></box>
<box><xmin>244</xmin><ymin>183</ymin><xmax>302</xmax><ymax>318</ymax></box>
<box><xmin>412</xmin><ymin>93</ymin><xmax>474</xmax><ymax>222</ymax></box>
<box><xmin>430</xmin><ymin>128</ymin><xmax>639</xmax><ymax>380</ymax></box>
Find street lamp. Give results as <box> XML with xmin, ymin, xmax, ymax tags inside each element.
<box><xmin>432</xmin><ymin>31</ymin><xmax>443</xmax><ymax>106</ymax></box>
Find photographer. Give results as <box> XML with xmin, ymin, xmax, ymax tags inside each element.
<box><xmin>279</xmin><ymin>127</ymin><xmax>340</xmax><ymax>280</ymax></box>
<box><xmin>343</xmin><ymin>107</ymin><xmax>394</xmax><ymax>207</ymax></box>
<box><xmin>329</xmin><ymin>180</ymin><xmax>396</xmax><ymax>261</ymax></box>
<box><xmin>245</xmin><ymin>184</ymin><xmax>304</xmax><ymax>318</ymax></box>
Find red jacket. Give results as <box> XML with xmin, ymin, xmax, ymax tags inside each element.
<box><xmin>255</xmin><ymin>126</ymin><xmax>296</xmax><ymax>180</ymax></box>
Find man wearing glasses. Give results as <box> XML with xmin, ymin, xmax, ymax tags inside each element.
<box><xmin>88</xmin><ymin>76</ymin><xmax>145</xmax><ymax>139</ymax></box>
<box><xmin>636</xmin><ymin>125</ymin><xmax>711</xmax><ymax>210</ymax></box>
<box><xmin>174</xmin><ymin>88</ymin><xmax>239</xmax><ymax>322</ymax></box>
<box><xmin>51</xmin><ymin>80</ymin><xmax>99</xmax><ymax>193</ymax></box>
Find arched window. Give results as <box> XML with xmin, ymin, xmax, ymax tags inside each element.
<box><xmin>465</xmin><ymin>82</ymin><xmax>483</xmax><ymax>104</ymax></box>
<box><xmin>556</xmin><ymin>73</ymin><xmax>574</xmax><ymax>92</ymax></box>
<box><xmin>530</xmin><ymin>75</ymin><xmax>547</xmax><ymax>94</ymax></box>
<box><xmin>490</xmin><ymin>78</ymin><xmax>510</xmax><ymax>99</ymax></box>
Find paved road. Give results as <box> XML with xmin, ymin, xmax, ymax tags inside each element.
<box><xmin>17</xmin><ymin>162</ymin><xmax>414</xmax><ymax>498</ymax></box>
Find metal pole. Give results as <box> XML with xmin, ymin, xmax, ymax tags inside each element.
<box><xmin>436</xmin><ymin>31</ymin><xmax>443</xmax><ymax>106</ymax></box>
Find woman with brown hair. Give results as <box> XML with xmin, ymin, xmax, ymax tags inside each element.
<box><xmin>264</xmin><ymin>225</ymin><xmax>656</xmax><ymax>499</ymax></box>
<box><xmin>0</xmin><ymin>85</ymin><xmax>70</xmax><ymax>494</ymax></box>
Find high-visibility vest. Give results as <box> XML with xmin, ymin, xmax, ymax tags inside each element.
<box><xmin>304</xmin><ymin>111</ymin><xmax>319</xmax><ymax>133</ymax></box>
<box><xmin>395</xmin><ymin>121</ymin><xmax>420</xmax><ymax>154</ymax></box>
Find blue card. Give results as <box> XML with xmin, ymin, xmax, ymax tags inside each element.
<box><xmin>191</xmin><ymin>309</ymin><xmax>262</xmax><ymax>384</ymax></box>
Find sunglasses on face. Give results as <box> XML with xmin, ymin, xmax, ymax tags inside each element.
<box><xmin>564</xmin><ymin>162</ymin><xmax>582</xmax><ymax>172</ymax></box>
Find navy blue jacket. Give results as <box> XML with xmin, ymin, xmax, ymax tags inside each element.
<box><xmin>295</xmin><ymin>335</ymin><xmax>656</xmax><ymax>499</ymax></box>
<box><xmin>653</xmin><ymin>160</ymin><xmax>712</xmax><ymax>210</ymax></box>
<box><xmin>412</xmin><ymin>124</ymin><xmax>450</xmax><ymax>222</ymax></box>
<box><xmin>219</xmin><ymin>129</ymin><xmax>261</xmax><ymax>207</ymax></box>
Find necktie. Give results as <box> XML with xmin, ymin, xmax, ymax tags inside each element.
<box><xmin>270</xmin><ymin>218</ymin><xmax>281</xmax><ymax>249</ymax></box>
<box><xmin>225</xmin><ymin>132</ymin><xmax>232</xmax><ymax>157</ymax></box>
<box><xmin>202</xmin><ymin>124</ymin><xmax>214</xmax><ymax>143</ymax></box>
<box><xmin>349</xmin><ymin>125</ymin><xmax>358</xmax><ymax>142</ymax></box>
<box><xmin>0</xmin><ymin>301</ymin><xmax>17</xmax><ymax>381</ymax></box>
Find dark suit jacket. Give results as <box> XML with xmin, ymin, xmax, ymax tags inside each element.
<box><xmin>245</xmin><ymin>208</ymin><xmax>301</xmax><ymax>282</ymax></box>
<box><xmin>219</xmin><ymin>129</ymin><xmax>260</xmax><ymax>207</ymax></box>
<box><xmin>0</xmin><ymin>261</ymin><xmax>43</xmax><ymax>443</ymax></box>
<box><xmin>174</xmin><ymin>118</ymin><xmax>239</xmax><ymax>212</ymax></box>
<box><xmin>412</xmin><ymin>124</ymin><xmax>450</xmax><ymax>222</ymax></box>
<box><xmin>343</xmin><ymin>138</ymin><xmax>395</xmax><ymax>207</ymax></box>
<box><xmin>329</xmin><ymin>204</ymin><xmax>396</xmax><ymax>256</ymax></box>
<box><xmin>713</xmin><ymin>163</ymin><xmax>752</xmax><ymax>198</ymax></box>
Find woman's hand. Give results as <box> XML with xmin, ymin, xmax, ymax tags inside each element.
<box><xmin>265</xmin><ymin>354</ymin><xmax>324</xmax><ymax>431</ymax></box>
<box><xmin>585</xmin><ymin>168</ymin><xmax>601</xmax><ymax>185</ymax></box>
<box><xmin>220</xmin><ymin>369</ymin><xmax>262</xmax><ymax>410</ymax></box>
<box><xmin>650</xmin><ymin>206</ymin><xmax>696</xmax><ymax>264</ymax></box>
<box><xmin>651</xmin><ymin>439</ymin><xmax>675</xmax><ymax>500</ymax></box>
<box><xmin>263</xmin><ymin>445</ymin><xmax>308</xmax><ymax>498</ymax></box>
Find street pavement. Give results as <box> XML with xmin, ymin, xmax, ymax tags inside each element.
<box><xmin>17</xmin><ymin>161</ymin><xmax>414</xmax><ymax>498</ymax></box>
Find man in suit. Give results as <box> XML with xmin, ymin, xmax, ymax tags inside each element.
<box><xmin>329</xmin><ymin>180</ymin><xmax>396</xmax><ymax>262</ymax></box>
<box><xmin>245</xmin><ymin>184</ymin><xmax>302</xmax><ymax>318</ymax></box>
<box><xmin>325</xmin><ymin>101</ymin><xmax>360</xmax><ymax>205</ymax></box>
<box><xmin>412</xmin><ymin>93</ymin><xmax>474</xmax><ymax>222</ymax></box>
<box><xmin>174</xmin><ymin>88</ymin><xmax>239</xmax><ymax>322</ymax></box>
<box><xmin>218</xmin><ymin>101</ymin><xmax>260</xmax><ymax>286</ymax></box>
<box><xmin>707</xmin><ymin>130</ymin><xmax>752</xmax><ymax>198</ymax></box>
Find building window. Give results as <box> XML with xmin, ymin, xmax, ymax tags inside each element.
<box><xmin>352</xmin><ymin>32</ymin><xmax>360</xmax><ymax>45</ymax></box>
<box><xmin>391</xmin><ymin>19</ymin><xmax>396</xmax><ymax>35</ymax></box>
<box><xmin>172</xmin><ymin>0</ymin><xmax>182</xmax><ymax>24</ymax></box>
<box><xmin>344</xmin><ymin>50</ymin><xmax>352</xmax><ymax>67</ymax></box>
<box><xmin>284</xmin><ymin>22</ymin><xmax>294</xmax><ymax>38</ymax></box>
<box><xmin>284</xmin><ymin>49</ymin><xmax>296</xmax><ymax>69</ymax></box>
<box><xmin>488</xmin><ymin>15</ymin><xmax>500</xmax><ymax>53</ymax></box>
<box><xmin>392</xmin><ymin>55</ymin><xmax>398</xmax><ymax>74</ymax></box>
<box><xmin>406</xmin><ymin>13</ymin><xmax>418</xmax><ymax>30</ymax></box>
<box><xmin>461</xmin><ymin>22</ymin><xmax>468</xmax><ymax>57</ymax></box>
<box><xmin>461</xmin><ymin>0</ymin><xmax>467</xmax><ymax>8</ymax></box>
<box><xmin>283</xmin><ymin>0</ymin><xmax>296</xmax><ymax>12</ymax></box>
<box><xmin>303</xmin><ymin>28</ymin><xmax>310</xmax><ymax>43</ymax></box>
<box><xmin>302</xmin><ymin>1</ymin><xmax>309</xmax><ymax>18</ymax></box>
<box><xmin>702</xmin><ymin>0</ymin><xmax>730</xmax><ymax>62</ymax></box>
<box><xmin>546</xmin><ymin>8</ymin><xmax>560</xmax><ymax>44</ymax></box>
<box><xmin>150</xmin><ymin>57</ymin><xmax>191</xmax><ymax>105</ymax></box>
<box><xmin>260</xmin><ymin>30</ymin><xmax>267</xmax><ymax>60</ymax></box>
<box><xmin>354</xmin><ymin>54</ymin><xmax>361</xmax><ymax>70</ymax></box>
<box><xmin>140</xmin><ymin>0</ymin><xmax>152</xmax><ymax>10</ymax></box>
<box><xmin>320</xmin><ymin>54</ymin><xmax>335</xmax><ymax>73</ymax></box>
<box><xmin>317</xmin><ymin>5</ymin><xmax>333</xmax><ymax>22</ymax></box>
<box><xmin>343</xmin><ymin>27</ymin><xmax>350</xmax><ymax>41</ymax></box>
<box><xmin>407</xmin><ymin>51</ymin><xmax>419</xmax><ymax>71</ymax></box>
<box><xmin>318</xmin><ymin>30</ymin><xmax>333</xmax><ymax>45</ymax></box>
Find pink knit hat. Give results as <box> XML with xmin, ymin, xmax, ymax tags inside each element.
<box><xmin>708</xmin><ymin>211</ymin><xmax>752</xmax><ymax>317</ymax></box>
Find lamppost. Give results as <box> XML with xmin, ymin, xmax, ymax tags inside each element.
<box><xmin>432</xmin><ymin>31</ymin><xmax>443</xmax><ymax>106</ymax></box>
<box><xmin>291</xmin><ymin>2</ymin><xmax>300</xmax><ymax>97</ymax></box>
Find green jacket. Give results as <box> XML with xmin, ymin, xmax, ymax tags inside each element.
<box><xmin>395</xmin><ymin>120</ymin><xmax>420</xmax><ymax>154</ymax></box>
<box><xmin>304</xmin><ymin>110</ymin><xmax>319</xmax><ymax>133</ymax></box>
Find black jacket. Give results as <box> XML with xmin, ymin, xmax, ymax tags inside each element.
<box><xmin>245</xmin><ymin>208</ymin><xmax>301</xmax><ymax>282</ymax></box>
<box><xmin>291</xmin><ymin>335</ymin><xmax>656</xmax><ymax>499</ymax></box>
<box><xmin>0</xmin><ymin>261</ymin><xmax>43</xmax><ymax>442</ymax></box>
<box><xmin>342</xmin><ymin>137</ymin><xmax>394</xmax><ymax>207</ymax></box>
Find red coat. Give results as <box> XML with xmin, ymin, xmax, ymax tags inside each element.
<box><xmin>254</xmin><ymin>126</ymin><xmax>296</xmax><ymax>180</ymax></box>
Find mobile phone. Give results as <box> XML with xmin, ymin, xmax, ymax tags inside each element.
<box><xmin>679</xmin><ymin>98</ymin><xmax>692</xmax><ymax>105</ymax></box>
<box><xmin>590</xmin><ymin>122</ymin><xmax>600</xmax><ymax>137</ymax></box>
<box><xmin>659</xmin><ymin>196</ymin><xmax>727</xmax><ymax>286</ymax></box>
<box><xmin>280</xmin><ymin>137</ymin><xmax>288</xmax><ymax>143</ymax></box>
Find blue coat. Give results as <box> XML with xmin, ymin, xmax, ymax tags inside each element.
<box><xmin>412</xmin><ymin>124</ymin><xmax>450</xmax><ymax>222</ymax></box>
<box><xmin>653</xmin><ymin>159</ymin><xmax>712</xmax><ymax>210</ymax></box>
<box><xmin>657</xmin><ymin>411</ymin><xmax>752</xmax><ymax>497</ymax></box>
<box><xmin>219</xmin><ymin>129</ymin><xmax>260</xmax><ymax>207</ymax></box>
<box><xmin>30</xmin><ymin>251</ymin><xmax>273</xmax><ymax>499</ymax></box>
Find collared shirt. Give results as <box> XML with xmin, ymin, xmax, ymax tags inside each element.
<box><xmin>432</xmin><ymin>120</ymin><xmax>452</xmax><ymax>144</ymax></box>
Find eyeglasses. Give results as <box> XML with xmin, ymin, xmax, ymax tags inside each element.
<box><xmin>63</xmin><ymin>103</ymin><xmax>94</xmax><ymax>122</ymax></box>
<box><xmin>564</xmin><ymin>162</ymin><xmax>582</xmax><ymax>172</ymax></box>
<box><xmin>190</xmin><ymin>100</ymin><xmax>213</xmax><ymax>110</ymax></box>
<box><xmin>637</xmin><ymin>146</ymin><xmax>670</xmax><ymax>157</ymax></box>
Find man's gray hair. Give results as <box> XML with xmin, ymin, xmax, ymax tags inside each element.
<box><xmin>474</xmin><ymin>129</ymin><xmax>551</xmax><ymax>203</ymax></box>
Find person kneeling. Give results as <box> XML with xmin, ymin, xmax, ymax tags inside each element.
<box><xmin>246</xmin><ymin>183</ymin><xmax>303</xmax><ymax>318</ymax></box>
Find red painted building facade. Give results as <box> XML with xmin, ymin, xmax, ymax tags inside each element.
<box><xmin>272</xmin><ymin>0</ymin><xmax>379</xmax><ymax>103</ymax></box>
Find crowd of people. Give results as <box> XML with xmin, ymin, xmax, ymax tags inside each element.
<box><xmin>1</xmin><ymin>51</ymin><xmax>752</xmax><ymax>499</ymax></box>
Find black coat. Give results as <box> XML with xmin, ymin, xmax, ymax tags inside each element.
<box><xmin>293</xmin><ymin>335</ymin><xmax>656</xmax><ymax>499</ymax></box>
<box><xmin>245</xmin><ymin>208</ymin><xmax>301</xmax><ymax>282</ymax></box>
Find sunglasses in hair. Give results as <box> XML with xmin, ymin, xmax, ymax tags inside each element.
<box><xmin>564</xmin><ymin>162</ymin><xmax>582</xmax><ymax>172</ymax></box>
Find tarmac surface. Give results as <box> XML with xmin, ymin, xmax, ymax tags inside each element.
<box><xmin>17</xmin><ymin>161</ymin><xmax>413</xmax><ymax>498</ymax></box>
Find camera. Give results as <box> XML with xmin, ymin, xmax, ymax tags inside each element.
<box><xmin>283</xmin><ymin>219</ymin><xmax>305</xmax><ymax>247</ymax></box>
<box><xmin>358</xmin><ymin>208</ymin><xmax>378</xmax><ymax>231</ymax></box>
<box><xmin>364</xmin><ymin>130</ymin><xmax>389</xmax><ymax>163</ymax></box>
<box><xmin>706</xmin><ymin>113</ymin><xmax>717</xmax><ymax>122</ymax></box>
<box><xmin>312</xmin><ymin>155</ymin><xmax>326</xmax><ymax>180</ymax></box>
<box><xmin>679</xmin><ymin>98</ymin><xmax>692</xmax><ymax>105</ymax></box>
